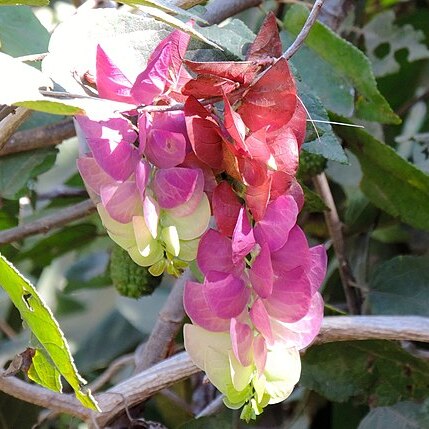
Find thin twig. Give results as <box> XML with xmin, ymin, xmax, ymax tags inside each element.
<box><xmin>88</xmin><ymin>354</ymin><xmax>135</xmax><ymax>393</ymax></box>
<box><xmin>15</xmin><ymin>53</ymin><xmax>48</xmax><ymax>63</ymax></box>
<box><xmin>0</xmin><ymin>107</ymin><xmax>32</xmax><ymax>152</ymax></box>
<box><xmin>90</xmin><ymin>315</ymin><xmax>429</xmax><ymax>426</ymax></box>
<box><xmin>37</xmin><ymin>187</ymin><xmax>88</xmax><ymax>201</ymax></box>
<box><xmin>0</xmin><ymin>319</ymin><xmax>17</xmax><ymax>339</ymax></box>
<box><xmin>196</xmin><ymin>394</ymin><xmax>225</xmax><ymax>418</ymax></box>
<box><xmin>313</xmin><ymin>173</ymin><xmax>362</xmax><ymax>314</ymax></box>
<box><xmin>0</xmin><ymin>200</ymin><xmax>96</xmax><ymax>245</ymax></box>
<box><xmin>134</xmin><ymin>270</ymin><xmax>191</xmax><ymax>372</ymax></box>
<box><xmin>1</xmin><ymin>316</ymin><xmax>427</xmax><ymax>425</ymax></box>
<box><xmin>317</xmin><ymin>0</ymin><xmax>355</xmax><ymax>31</ymax></box>
<box><xmin>202</xmin><ymin>0</ymin><xmax>262</xmax><ymax>25</ymax></box>
<box><xmin>0</xmin><ymin>371</ymin><xmax>91</xmax><ymax>421</ymax></box>
<box><xmin>282</xmin><ymin>0</ymin><xmax>326</xmax><ymax>60</ymax></box>
<box><xmin>396</xmin><ymin>88</ymin><xmax>429</xmax><ymax>118</ymax></box>
<box><xmin>160</xmin><ymin>388</ymin><xmax>194</xmax><ymax>415</ymax></box>
<box><xmin>0</xmin><ymin>119</ymin><xmax>75</xmax><ymax>156</ymax></box>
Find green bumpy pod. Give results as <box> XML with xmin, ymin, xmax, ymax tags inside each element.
<box><xmin>297</xmin><ymin>151</ymin><xmax>327</xmax><ymax>180</ymax></box>
<box><xmin>110</xmin><ymin>245</ymin><xmax>163</xmax><ymax>299</ymax></box>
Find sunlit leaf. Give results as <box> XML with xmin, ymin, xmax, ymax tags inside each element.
<box><xmin>0</xmin><ymin>254</ymin><xmax>99</xmax><ymax>410</ymax></box>
<box><xmin>0</xmin><ymin>1</ymin><xmax>49</xmax><ymax>5</ymax></box>
<box><xmin>334</xmin><ymin>116</ymin><xmax>429</xmax><ymax>231</ymax></box>
<box><xmin>27</xmin><ymin>349</ymin><xmax>62</xmax><ymax>392</ymax></box>
<box><xmin>283</xmin><ymin>4</ymin><xmax>400</xmax><ymax>124</ymax></box>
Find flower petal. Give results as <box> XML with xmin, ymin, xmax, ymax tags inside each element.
<box><xmin>264</xmin><ymin>267</ymin><xmax>312</xmax><ymax>323</ymax></box>
<box><xmin>184</xmin><ymin>281</ymin><xmax>230</xmax><ymax>332</ymax></box>
<box><xmin>271</xmin><ymin>225</ymin><xmax>310</xmax><ymax>274</ymax></box>
<box><xmin>197</xmin><ymin>229</ymin><xmax>239</xmax><ymax>275</ymax></box>
<box><xmin>230</xmin><ymin>318</ymin><xmax>253</xmax><ymax>367</ymax></box>
<box><xmin>212</xmin><ymin>182</ymin><xmax>241</xmax><ymax>237</ymax></box>
<box><xmin>264</xmin><ymin>347</ymin><xmax>301</xmax><ymax>405</ymax></box>
<box><xmin>100</xmin><ymin>180</ymin><xmax>141</xmax><ymax>223</ymax></box>
<box><xmin>249</xmin><ymin>299</ymin><xmax>273</xmax><ymax>344</ymax></box>
<box><xmin>204</xmin><ymin>271</ymin><xmax>249</xmax><ymax>319</ymax></box>
<box><xmin>307</xmin><ymin>245</ymin><xmax>327</xmax><ymax>292</ymax></box>
<box><xmin>253</xmin><ymin>334</ymin><xmax>267</xmax><ymax>376</ymax></box>
<box><xmin>135</xmin><ymin>159</ymin><xmax>151</xmax><ymax>203</ymax></box>
<box><xmin>249</xmin><ymin>242</ymin><xmax>273</xmax><ymax>298</ymax></box>
<box><xmin>145</xmin><ymin>129</ymin><xmax>187</xmax><ymax>168</ymax></box>
<box><xmin>254</xmin><ymin>194</ymin><xmax>299</xmax><ymax>252</ymax></box>
<box><xmin>163</xmin><ymin>192</ymin><xmax>211</xmax><ymax>240</ymax></box>
<box><xmin>270</xmin><ymin>292</ymin><xmax>324</xmax><ymax>350</ymax></box>
<box><xmin>77</xmin><ymin>155</ymin><xmax>112</xmax><ymax>196</ymax></box>
<box><xmin>143</xmin><ymin>194</ymin><xmax>160</xmax><ymax>239</ymax></box>
<box><xmin>96</xmin><ymin>44</ymin><xmax>134</xmax><ymax>103</ymax></box>
<box><xmin>183</xmin><ymin>324</ymin><xmax>231</xmax><ymax>370</ymax></box>
<box><xmin>75</xmin><ymin>114</ymin><xmax>139</xmax><ymax>181</ymax></box>
<box><xmin>153</xmin><ymin>167</ymin><xmax>203</xmax><ymax>209</ymax></box>
<box><xmin>232</xmin><ymin>207</ymin><xmax>256</xmax><ymax>264</ymax></box>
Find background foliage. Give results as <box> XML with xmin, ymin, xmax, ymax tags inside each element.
<box><xmin>0</xmin><ymin>0</ymin><xmax>428</xmax><ymax>428</ymax></box>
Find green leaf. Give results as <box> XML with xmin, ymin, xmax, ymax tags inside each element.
<box><xmin>0</xmin><ymin>148</ymin><xmax>57</xmax><ymax>200</ymax></box>
<box><xmin>74</xmin><ymin>310</ymin><xmax>143</xmax><ymax>373</ymax></box>
<box><xmin>27</xmin><ymin>349</ymin><xmax>62</xmax><ymax>392</ymax></box>
<box><xmin>299</xmin><ymin>86</ymin><xmax>348</xmax><ymax>164</ymax></box>
<box><xmin>363</xmin><ymin>11</ymin><xmax>429</xmax><ymax>77</ymax></box>
<box><xmin>0</xmin><ymin>6</ymin><xmax>49</xmax><ymax>57</ymax></box>
<box><xmin>130</xmin><ymin>5</ymin><xmax>220</xmax><ymax>49</ymax></box>
<box><xmin>0</xmin><ymin>1</ymin><xmax>49</xmax><ymax>5</ymax></box>
<box><xmin>301</xmin><ymin>341</ymin><xmax>429</xmax><ymax>406</ymax></box>
<box><xmin>301</xmin><ymin>183</ymin><xmax>328</xmax><ymax>213</ymax></box>
<box><xmin>333</xmin><ymin>116</ymin><xmax>429</xmax><ymax>231</ymax></box>
<box><xmin>282</xmin><ymin>32</ymin><xmax>354</xmax><ymax>117</ymax></box>
<box><xmin>64</xmin><ymin>251</ymin><xmax>111</xmax><ymax>293</ymax></box>
<box><xmin>0</xmin><ymin>254</ymin><xmax>99</xmax><ymax>410</ymax></box>
<box><xmin>119</xmin><ymin>0</ymin><xmax>207</xmax><ymax>24</ymax></box>
<box><xmin>283</xmin><ymin>5</ymin><xmax>400</xmax><ymax>124</ymax></box>
<box><xmin>194</xmin><ymin>19</ymin><xmax>255</xmax><ymax>60</ymax></box>
<box><xmin>0</xmin><ymin>52</ymin><xmax>136</xmax><ymax>115</ymax></box>
<box><xmin>367</xmin><ymin>256</ymin><xmax>429</xmax><ymax>317</ymax></box>
<box><xmin>358</xmin><ymin>401</ymin><xmax>429</xmax><ymax>429</ymax></box>
<box><xmin>16</xmin><ymin>224</ymin><xmax>98</xmax><ymax>266</ymax></box>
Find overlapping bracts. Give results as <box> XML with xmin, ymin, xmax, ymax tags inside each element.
<box><xmin>75</xmin><ymin>13</ymin><xmax>327</xmax><ymax>421</ymax></box>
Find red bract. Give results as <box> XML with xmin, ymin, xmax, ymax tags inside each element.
<box><xmin>238</xmin><ymin>59</ymin><xmax>297</xmax><ymax>132</ymax></box>
<box><xmin>245</xmin><ymin>12</ymin><xmax>283</xmax><ymax>61</ymax></box>
<box><xmin>184</xmin><ymin>96</ymin><xmax>224</xmax><ymax>169</ymax></box>
<box><xmin>212</xmin><ymin>182</ymin><xmax>242</xmax><ymax>237</ymax></box>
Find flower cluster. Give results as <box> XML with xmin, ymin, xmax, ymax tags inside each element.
<box><xmin>75</xmin><ymin>12</ymin><xmax>327</xmax><ymax>420</ymax></box>
<box><xmin>77</xmin><ymin>30</ymin><xmax>213</xmax><ymax>276</ymax></box>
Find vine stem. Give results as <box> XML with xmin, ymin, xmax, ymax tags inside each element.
<box><xmin>134</xmin><ymin>270</ymin><xmax>191</xmax><ymax>373</ymax></box>
<box><xmin>0</xmin><ymin>108</ymin><xmax>32</xmax><ymax>152</ymax></box>
<box><xmin>282</xmin><ymin>0</ymin><xmax>326</xmax><ymax>60</ymax></box>
<box><xmin>0</xmin><ymin>119</ymin><xmax>75</xmax><ymax>156</ymax></box>
<box><xmin>313</xmin><ymin>173</ymin><xmax>362</xmax><ymax>314</ymax></box>
<box><xmin>1</xmin><ymin>316</ymin><xmax>427</xmax><ymax>425</ymax></box>
<box><xmin>0</xmin><ymin>200</ymin><xmax>96</xmax><ymax>245</ymax></box>
<box><xmin>202</xmin><ymin>0</ymin><xmax>262</xmax><ymax>25</ymax></box>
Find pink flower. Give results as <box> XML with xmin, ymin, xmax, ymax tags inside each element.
<box><xmin>184</xmin><ymin>194</ymin><xmax>327</xmax><ymax>367</ymax></box>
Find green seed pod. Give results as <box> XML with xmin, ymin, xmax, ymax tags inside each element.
<box><xmin>298</xmin><ymin>151</ymin><xmax>327</xmax><ymax>180</ymax></box>
<box><xmin>110</xmin><ymin>245</ymin><xmax>163</xmax><ymax>299</ymax></box>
